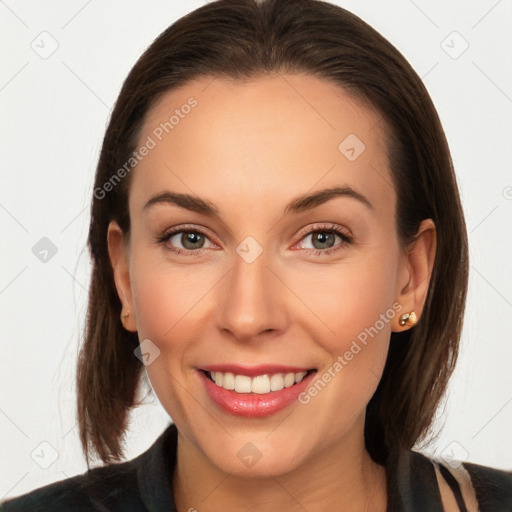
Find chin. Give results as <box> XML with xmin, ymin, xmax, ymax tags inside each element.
<box><xmin>203</xmin><ymin>435</ymin><xmax>310</xmax><ymax>478</ymax></box>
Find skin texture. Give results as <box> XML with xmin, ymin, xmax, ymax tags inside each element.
<box><xmin>108</xmin><ymin>74</ymin><xmax>436</xmax><ymax>512</ymax></box>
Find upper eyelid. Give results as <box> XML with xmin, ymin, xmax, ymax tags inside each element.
<box><xmin>162</xmin><ymin>226</ymin><xmax>217</xmax><ymax>247</ymax></box>
<box><xmin>295</xmin><ymin>223</ymin><xmax>352</xmax><ymax>239</ymax></box>
<box><xmin>294</xmin><ymin>228</ymin><xmax>351</xmax><ymax>252</ymax></box>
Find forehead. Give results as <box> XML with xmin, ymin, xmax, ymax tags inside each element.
<box><xmin>132</xmin><ymin>73</ymin><xmax>393</xmax><ymax>216</ymax></box>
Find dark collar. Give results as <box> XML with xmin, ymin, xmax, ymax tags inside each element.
<box><xmin>135</xmin><ymin>423</ymin><xmax>448</xmax><ymax>512</ymax></box>
<box><xmin>387</xmin><ymin>449</ymin><xmax>445</xmax><ymax>511</ymax></box>
<box><xmin>136</xmin><ymin>422</ymin><xmax>178</xmax><ymax>511</ymax></box>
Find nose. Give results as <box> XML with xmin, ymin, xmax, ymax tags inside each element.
<box><xmin>215</xmin><ymin>247</ymin><xmax>288</xmax><ymax>343</ymax></box>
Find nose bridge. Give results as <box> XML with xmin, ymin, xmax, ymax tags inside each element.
<box><xmin>215</xmin><ymin>242</ymin><xmax>285</xmax><ymax>341</ymax></box>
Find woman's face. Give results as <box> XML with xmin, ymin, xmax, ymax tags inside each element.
<box><xmin>109</xmin><ymin>74</ymin><xmax>428</xmax><ymax>476</ymax></box>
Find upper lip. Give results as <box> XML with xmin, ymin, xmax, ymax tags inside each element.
<box><xmin>200</xmin><ymin>364</ymin><xmax>315</xmax><ymax>377</ymax></box>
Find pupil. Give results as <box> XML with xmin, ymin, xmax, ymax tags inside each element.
<box><xmin>182</xmin><ymin>232</ymin><xmax>204</xmax><ymax>249</ymax></box>
<box><xmin>313</xmin><ymin>232</ymin><xmax>334</xmax><ymax>249</ymax></box>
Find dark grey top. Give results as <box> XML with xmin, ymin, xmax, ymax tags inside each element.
<box><xmin>2</xmin><ymin>423</ymin><xmax>511</xmax><ymax>511</ymax></box>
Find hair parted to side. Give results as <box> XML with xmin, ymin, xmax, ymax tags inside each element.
<box><xmin>78</xmin><ymin>0</ymin><xmax>468</xmax><ymax>466</ymax></box>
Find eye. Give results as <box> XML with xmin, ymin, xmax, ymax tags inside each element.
<box><xmin>156</xmin><ymin>225</ymin><xmax>217</xmax><ymax>256</ymax></box>
<box><xmin>296</xmin><ymin>224</ymin><xmax>352</xmax><ymax>255</ymax></box>
<box><xmin>156</xmin><ymin>223</ymin><xmax>352</xmax><ymax>257</ymax></box>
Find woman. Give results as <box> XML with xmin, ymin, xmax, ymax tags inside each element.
<box><xmin>2</xmin><ymin>0</ymin><xmax>510</xmax><ymax>510</ymax></box>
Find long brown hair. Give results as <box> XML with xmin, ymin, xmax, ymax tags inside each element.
<box><xmin>78</xmin><ymin>0</ymin><xmax>468</xmax><ymax>466</ymax></box>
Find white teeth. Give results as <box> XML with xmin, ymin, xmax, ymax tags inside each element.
<box><xmin>295</xmin><ymin>372</ymin><xmax>306</xmax><ymax>383</ymax></box>
<box><xmin>222</xmin><ymin>372</ymin><xmax>235</xmax><ymax>390</ymax></box>
<box><xmin>270</xmin><ymin>373</ymin><xmax>285</xmax><ymax>391</ymax></box>
<box><xmin>213</xmin><ymin>372</ymin><xmax>223</xmax><ymax>387</ymax></box>
<box><xmin>283</xmin><ymin>373</ymin><xmax>295</xmax><ymax>388</ymax></box>
<box><xmin>251</xmin><ymin>375</ymin><xmax>270</xmax><ymax>394</ymax></box>
<box><xmin>209</xmin><ymin>370</ymin><xmax>308</xmax><ymax>394</ymax></box>
<box><xmin>234</xmin><ymin>375</ymin><xmax>252</xmax><ymax>393</ymax></box>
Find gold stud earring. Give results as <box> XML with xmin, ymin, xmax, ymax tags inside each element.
<box><xmin>120</xmin><ymin>310</ymin><xmax>130</xmax><ymax>323</ymax></box>
<box><xmin>399</xmin><ymin>311</ymin><xmax>417</xmax><ymax>327</ymax></box>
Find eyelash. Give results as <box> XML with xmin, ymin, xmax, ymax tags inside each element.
<box><xmin>155</xmin><ymin>223</ymin><xmax>353</xmax><ymax>257</ymax></box>
<box><xmin>297</xmin><ymin>224</ymin><xmax>353</xmax><ymax>256</ymax></box>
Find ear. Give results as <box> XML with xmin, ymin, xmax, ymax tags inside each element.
<box><xmin>107</xmin><ymin>220</ymin><xmax>137</xmax><ymax>332</ymax></box>
<box><xmin>392</xmin><ymin>219</ymin><xmax>436</xmax><ymax>332</ymax></box>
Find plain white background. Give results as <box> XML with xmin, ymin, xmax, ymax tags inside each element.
<box><xmin>1</xmin><ymin>0</ymin><xmax>511</xmax><ymax>500</ymax></box>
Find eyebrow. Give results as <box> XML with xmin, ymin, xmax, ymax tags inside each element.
<box><xmin>283</xmin><ymin>186</ymin><xmax>373</xmax><ymax>214</ymax></box>
<box><xmin>143</xmin><ymin>185</ymin><xmax>374</xmax><ymax>216</ymax></box>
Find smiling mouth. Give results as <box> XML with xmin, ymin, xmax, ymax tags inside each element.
<box><xmin>202</xmin><ymin>369</ymin><xmax>317</xmax><ymax>394</ymax></box>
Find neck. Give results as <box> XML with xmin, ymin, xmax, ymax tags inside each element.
<box><xmin>172</xmin><ymin>420</ymin><xmax>387</xmax><ymax>512</ymax></box>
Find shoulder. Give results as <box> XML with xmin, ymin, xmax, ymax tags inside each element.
<box><xmin>414</xmin><ymin>451</ymin><xmax>512</xmax><ymax>512</ymax></box>
<box><xmin>0</xmin><ymin>457</ymin><xmax>145</xmax><ymax>512</ymax></box>
<box><xmin>1</xmin><ymin>423</ymin><xmax>178</xmax><ymax>512</ymax></box>
<box><xmin>462</xmin><ymin>460</ymin><xmax>512</xmax><ymax>511</ymax></box>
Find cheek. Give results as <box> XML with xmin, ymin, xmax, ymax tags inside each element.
<box><xmin>129</xmin><ymin>253</ymin><xmax>219</xmax><ymax>351</ymax></box>
<box><xmin>127</xmin><ymin>251</ymin><xmax>222</xmax><ymax>422</ymax></box>
<box><xmin>288</xmin><ymin>250</ymin><xmax>399</xmax><ymax>418</ymax></box>
<box><xmin>290</xmin><ymin>250</ymin><xmax>399</xmax><ymax>353</ymax></box>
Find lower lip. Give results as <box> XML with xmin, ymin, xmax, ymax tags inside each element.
<box><xmin>199</xmin><ymin>370</ymin><xmax>316</xmax><ymax>418</ymax></box>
